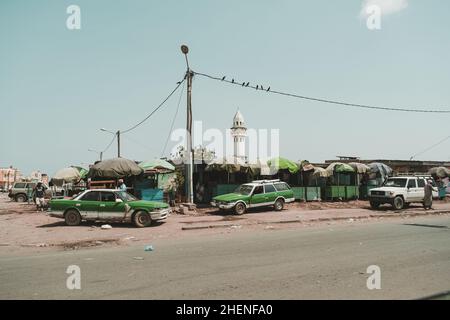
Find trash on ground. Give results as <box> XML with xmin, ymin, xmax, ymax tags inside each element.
<box><xmin>144</xmin><ymin>245</ymin><xmax>154</xmax><ymax>251</ymax></box>
<box><xmin>133</xmin><ymin>256</ymin><xmax>144</xmax><ymax>260</ymax></box>
<box><xmin>101</xmin><ymin>224</ymin><xmax>112</xmax><ymax>229</ymax></box>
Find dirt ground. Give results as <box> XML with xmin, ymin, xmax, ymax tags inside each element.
<box><xmin>0</xmin><ymin>193</ymin><xmax>449</xmax><ymax>254</ymax></box>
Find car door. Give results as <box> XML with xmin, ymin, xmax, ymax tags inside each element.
<box><xmin>99</xmin><ymin>191</ymin><xmax>126</xmax><ymax>221</ymax></box>
<box><xmin>77</xmin><ymin>191</ymin><xmax>101</xmax><ymax>219</ymax></box>
<box><xmin>249</xmin><ymin>186</ymin><xmax>266</xmax><ymax>207</ymax></box>
<box><xmin>406</xmin><ymin>178</ymin><xmax>420</xmax><ymax>202</ymax></box>
<box><xmin>417</xmin><ymin>178</ymin><xmax>426</xmax><ymax>201</ymax></box>
<box><xmin>264</xmin><ymin>184</ymin><xmax>278</xmax><ymax>204</ymax></box>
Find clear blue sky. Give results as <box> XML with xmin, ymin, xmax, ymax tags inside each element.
<box><xmin>1</xmin><ymin>0</ymin><xmax>449</xmax><ymax>176</ymax></box>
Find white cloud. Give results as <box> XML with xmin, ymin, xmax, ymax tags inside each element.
<box><xmin>359</xmin><ymin>0</ymin><xmax>408</xmax><ymax>19</ymax></box>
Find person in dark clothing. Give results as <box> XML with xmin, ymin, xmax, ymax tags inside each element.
<box><xmin>34</xmin><ymin>182</ymin><xmax>47</xmax><ymax>212</ymax></box>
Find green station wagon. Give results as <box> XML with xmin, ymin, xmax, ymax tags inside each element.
<box><xmin>211</xmin><ymin>180</ymin><xmax>295</xmax><ymax>215</ymax></box>
<box><xmin>49</xmin><ymin>189</ymin><xmax>170</xmax><ymax>227</ymax></box>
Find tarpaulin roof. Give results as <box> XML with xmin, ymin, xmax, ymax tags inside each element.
<box><xmin>326</xmin><ymin>162</ymin><xmax>355</xmax><ymax>174</ymax></box>
<box><xmin>88</xmin><ymin>158</ymin><xmax>143</xmax><ymax>179</ymax></box>
<box><xmin>52</xmin><ymin>167</ymin><xmax>83</xmax><ymax>186</ymax></box>
<box><xmin>139</xmin><ymin>159</ymin><xmax>175</xmax><ymax>172</ymax></box>
<box><xmin>348</xmin><ymin>162</ymin><xmax>371</xmax><ymax>174</ymax></box>
<box><xmin>267</xmin><ymin>157</ymin><xmax>299</xmax><ymax>174</ymax></box>
<box><xmin>300</xmin><ymin>160</ymin><xmax>314</xmax><ymax>172</ymax></box>
<box><xmin>312</xmin><ymin>167</ymin><xmax>331</xmax><ymax>177</ymax></box>
<box><xmin>368</xmin><ymin>162</ymin><xmax>393</xmax><ymax>177</ymax></box>
<box><xmin>429</xmin><ymin>167</ymin><xmax>450</xmax><ymax>178</ymax></box>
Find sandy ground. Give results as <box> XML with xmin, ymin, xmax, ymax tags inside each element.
<box><xmin>0</xmin><ymin>193</ymin><xmax>449</xmax><ymax>254</ymax></box>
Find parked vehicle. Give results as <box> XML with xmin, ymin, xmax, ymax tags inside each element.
<box><xmin>368</xmin><ymin>176</ymin><xmax>438</xmax><ymax>210</ymax></box>
<box><xmin>8</xmin><ymin>182</ymin><xmax>51</xmax><ymax>202</ymax></box>
<box><xmin>48</xmin><ymin>189</ymin><xmax>170</xmax><ymax>227</ymax></box>
<box><xmin>211</xmin><ymin>179</ymin><xmax>295</xmax><ymax>215</ymax></box>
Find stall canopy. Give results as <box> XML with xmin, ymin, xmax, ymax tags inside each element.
<box><xmin>267</xmin><ymin>157</ymin><xmax>299</xmax><ymax>174</ymax></box>
<box><xmin>205</xmin><ymin>157</ymin><xmax>247</xmax><ymax>174</ymax></box>
<box><xmin>139</xmin><ymin>159</ymin><xmax>175</xmax><ymax>172</ymax></box>
<box><xmin>88</xmin><ymin>158</ymin><xmax>143</xmax><ymax>179</ymax></box>
<box><xmin>312</xmin><ymin>167</ymin><xmax>331</xmax><ymax>178</ymax></box>
<box><xmin>429</xmin><ymin>167</ymin><xmax>450</xmax><ymax>178</ymax></box>
<box><xmin>325</xmin><ymin>162</ymin><xmax>355</xmax><ymax>175</ymax></box>
<box><xmin>368</xmin><ymin>162</ymin><xmax>393</xmax><ymax>179</ymax></box>
<box><xmin>52</xmin><ymin>166</ymin><xmax>86</xmax><ymax>186</ymax></box>
<box><xmin>348</xmin><ymin>162</ymin><xmax>371</xmax><ymax>174</ymax></box>
<box><xmin>300</xmin><ymin>160</ymin><xmax>315</xmax><ymax>172</ymax></box>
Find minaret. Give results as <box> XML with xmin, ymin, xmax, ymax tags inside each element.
<box><xmin>231</xmin><ymin>110</ymin><xmax>247</xmax><ymax>161</ymax></box>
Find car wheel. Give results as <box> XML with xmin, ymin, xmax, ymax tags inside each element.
<box><xmin>65</xmin><ymin>209</ymin><xmax>81</xmax><ymax>226</ymax></box>
<box><xmin>15</xmin><ymin>194</ymin><xmax>27</xmax><ymax>202</ymax></box>
<box><xmin>392</xmin><ymin>196</ymin><xmax>404</xmax><ymax>210</ymax></box>
<box><xmin>234</xmin><ymin>202</ymin><xmax>246</xmax><ymax>215</ymax></box>
<box><xmin>133</xmin><ymin>210</ymin><xmax>152</xmax><ymax>228</ymax></box>
<box><xmin>369</xmin><ymin>201</ymin><xmax>380</xmax><ymax>209</ymax></box>
<box><xmin>274</xmin><ymin>198</ymin><xmax>284</xmax><ymax>211</ymax></box>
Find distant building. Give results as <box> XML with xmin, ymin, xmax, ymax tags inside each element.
<box><xmin>231</xmin><ymin>110</ymin><xmax>247</xmax><ymax>161</ymax></box>
<box><xmin>0</xmin><ymin>166</ymin><xmax>22</xmax><ymax>189</ymax></box>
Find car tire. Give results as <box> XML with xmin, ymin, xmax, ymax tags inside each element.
<box><xmin>274</xmin><ymin>198</ymin><xmax>284</xmax><ymax>211</ymax></box>
<box><xmin>133</xmin><ymin>210</ymin><xmax>152</xmax><ymax>228</ymax></box>
<box><xmin>15</xmin><ymin>194</ymin><xmax>27</xmax><ymax>203</ymax></box>
<box><xmin>370</xmin><ymin>201</ymin><xmax>380</xmax><ymax>209</ymax></box>
<box><xmin>234</xmin><ymin>202</ymin><xmax>246</xmax><ymax>215</ymax></box>
<box><xmin>392</xmin><ymin>196</ymin><xmax>404</xmax><ymax>210</ymax></box>
<box><xmin>65</xmin><ymin>209</ymin><xmax>81</xmax><ymax>226</ymax></box>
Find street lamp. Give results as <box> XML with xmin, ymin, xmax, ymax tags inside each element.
<box><xmin>88</xmin><ymin>149</ymin><xmax>103</xmax><ymax>161</ymax></box>
<box><xmin>100</xmin><ymin>128</ymin><xmax>121</xmax><ymax>158</ymax></box>
<box><xmin>181</xmin><ymin>44</ymin><xmax>194</xmax><ymax>204</ymax></box>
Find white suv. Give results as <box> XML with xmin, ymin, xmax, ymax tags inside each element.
<box><xmin>368</xmin><ymin>176</ymin><xmax>438</xmax><ymax>210</ymax></box>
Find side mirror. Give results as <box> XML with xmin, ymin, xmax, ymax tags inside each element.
<box><xmin>115</xmin><ymin>198</ymin><xmax>123</xmax><ymax>203</ymax></box>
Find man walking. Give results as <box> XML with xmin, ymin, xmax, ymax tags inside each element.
<box><xmin>34</xmin><ymin>182</ymin><xmax>47</xmax><ymax>212</ymax></box>
<box><xmin>118</xmin><ymin>179</ymin><xmax>127</xmax><ymax>191</ymax></box>
<box><xmin>423</xmin><ymin>179</ymin><xmax>437</xmax><ymax>210</ymax></box>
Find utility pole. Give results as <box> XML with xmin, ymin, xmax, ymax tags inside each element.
<box><xmin>117</xmin><ymin>130</ymin><xmax>121</xmax><ymax>158</ymax></box>
<box><xmin>181</xmin><ymin>44</ymin><xmax>194</xmax><ymax>204</ymax></box>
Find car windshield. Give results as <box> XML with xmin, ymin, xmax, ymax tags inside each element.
<box><xmin>383</xmin><ymin>178</ymin><xmax>407</xmax><ymax>188</ymax></box>
<box><xmin>234</xmin><ymin>184</ymin><xmax>254</xmax><ymax>195</ymax></box>
<box><xmin>116</xmin><ymin>191</ymin><xmax>138</xmax><ymax>202</ymax></box>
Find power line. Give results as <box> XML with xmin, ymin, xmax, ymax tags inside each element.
<box><xmin>102</xmin><ymin>134</ymin><xmax>116</xmax><ymax>153</ymax></box>
<box><xmin>410</xmin><ymin>135</ymin><xmax>450</xmax><ymax>160</ymax></box>
<box><xmin>193</xmin><ymin>71</ymin><xmax>450</xmax><ymax>114</ymax></box>
<box><xmin>121</xmin><ymin>75</ymin><xmax>187</xmax><ymax>134</ymax></box>
<box><xmin>161</xmin><ymin>79</ymin><xmax>186</xmax><ymax>157</ymax></box>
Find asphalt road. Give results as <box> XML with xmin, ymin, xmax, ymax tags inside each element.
<box><xmin>1</xmin><ymin>216</ymin><xmax>449</xmax><ymax>299</ymax></box>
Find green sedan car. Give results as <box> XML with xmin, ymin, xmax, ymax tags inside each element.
<box><xmin>49</xmin><ymin>189</ymin><xmax>170</xmax><ymax>227</ymax></box>
<box><xmin>211</xmin><ymin>180</ymin><xmax>295</xmax><ymax>215</ymax></box>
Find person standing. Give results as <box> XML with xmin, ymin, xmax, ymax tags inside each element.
<box><xmin>34</xmin><ymin>182</ymin><xmax>47</xmax><ymax>212</ymax></box>
<box><xmin>118</xmin><ymin>179</ymin><xmax>127</xmax><ymax>191</ymax></box>
<box><xmin>423</xmin><ymin>179</ymin><xmax>437</xmax><ymax>210</ymax></box>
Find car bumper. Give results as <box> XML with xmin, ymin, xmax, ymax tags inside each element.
<box><xmin>150</xmin><ymin>208</ymin><xmax>170</xmax><ymax>221</ymax></box>
<box><xmin>368</xmin><ymin>195</ymin><xmax>393</xmax><ymax>203</ymax></box>
<box><xmin>210</xmin><ymin>201</ymin><xmax>235</xmax><ymax>209</ymax></box>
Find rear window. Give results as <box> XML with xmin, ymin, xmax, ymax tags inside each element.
<box><xmin>101</xmin><ymin>192</ymin><xmax>116</xmax><ymax>202</ymax></box>
<box><xmin>14</xmin><ymin>183</ymin><xmax>26</xmax><ymax>188</ymax></box>
<box><xmin>80</xmin><ymin>191</ymin><xmax>100</xmax><ymax>201</ymax></box>
<box><xmin>417</xmin><ymin>179</ymin><xmax>425</xmax><ymax>188</ymax></box>
<box><xmin>274</xmin><ymin>183</ymin><xmax>290</xmax><ymax>191</ymax></box>
<box><xmin>264</xmin><ymin>184</ymin><xmax>276</xmax><ymax>193</ymax></box>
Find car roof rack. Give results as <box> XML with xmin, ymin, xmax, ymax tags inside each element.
<box><xmin>395</xmin><ymin>173</ymin><xmax>432</xmax><ymax>177</ymax></box>
<box><xmin>251</xmin><ymin>179</ymin><xmax>281</xmax><ymax>184</ymax></box>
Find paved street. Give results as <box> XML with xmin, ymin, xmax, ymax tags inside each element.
<box><xmin>1</xmin><ymin>215</ymin><xmax>449</xmax><ymax>299</ymax></box>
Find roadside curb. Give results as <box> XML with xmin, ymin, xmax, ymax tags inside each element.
<box><xmin>181</xmin><ymin>210</ymin><xmax>450</xmax><ymax>230</ymax></box>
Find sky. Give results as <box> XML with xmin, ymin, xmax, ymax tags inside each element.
<box><xmin>1</xmin><ymin>0</ymin><xmax>450</xmax><ymax>176</ymax></box>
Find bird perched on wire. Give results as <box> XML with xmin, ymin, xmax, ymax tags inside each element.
<box><xmin>256</xmin><ymin>85</ymin><xmax>259</xmax><ymax>90</ymax></box>
<box><xmin>221</xmin><ymin>76</ymin><xmax>226</xmax><ymax>81</ymax></box>
<box><xmin>267</xmin><ymin>87</ymin><xmax>270</xmax><ymax>91</ymax></box>
<box><xmin>245</xmin><ymin>82</ymin><xmax>249</xmax><ymax>87</ymax></box>
<box><xmin>176</xmin><ymin>81</ymin><xmax>182</xmax><ymax>85</ymax></box>
<box><xmin>232</xmin><ymin>79</ymin><xmax>235</xmax><ymax>83</ymax></box>
<box><xmin>260</xmin><ymin>85</ymin><xmax>264</xmax><ymax>90</ymax></box>
<box><xmin>242</xmin><ymin>82</ymin><xmax>245</xmax><ymax>86</ymax></box>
